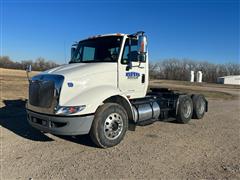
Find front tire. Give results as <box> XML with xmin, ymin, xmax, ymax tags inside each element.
<box><xmin>90</xmin><ymin>103</ymin><xmax>128</xmax><ymax>148</ymax></box>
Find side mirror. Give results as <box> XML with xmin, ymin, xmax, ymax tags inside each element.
<box><xmin>26</xmin><ymin>64</ymin><xmax>32</xmax><ymax>72</ymax></box>
<box><xmin>71</xmin><ymin>46</ymin><xmax>76</xmax><ymax>59</ymax></box>
<box><xmin>137</xmin><ymin>34</ymin><xmax>147</xmax><ymax>54</ymax></box>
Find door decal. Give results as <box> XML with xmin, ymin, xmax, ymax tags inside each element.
<box><xmin>126</xmin><ymin>72</ymin><xmax>140</xmax><ymax>79</ymax></box>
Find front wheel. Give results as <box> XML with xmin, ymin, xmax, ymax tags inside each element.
<box><xmin>90</xmin><ymin>103</ymin><xmax>128</xmax><ymax>148</ymax></box>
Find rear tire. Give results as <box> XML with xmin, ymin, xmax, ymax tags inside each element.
<box><xmin>192</xmin><ymin>94</ymin><xmax>206</xmax><ymax>119</ymax></box>
<box><xmin>90</xmin><ymin>103</ymin><xmax>128</xmax><ymax>148</ymax></box>
<box><xmin>176</xmin><ymin>95</ymin><xmax>193</xmax><ymax>124</ymax></box>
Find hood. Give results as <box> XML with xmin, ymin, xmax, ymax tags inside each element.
<box><xmin>41</xmin><ymin>63</ymin><xmax>117</xmax><ymax>78</ymax></box>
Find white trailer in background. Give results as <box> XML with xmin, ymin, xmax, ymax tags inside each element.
<box><xmin>217</xmin><ymin>75</ymin><xmax>240</xmax><ymax>85</ymax></box>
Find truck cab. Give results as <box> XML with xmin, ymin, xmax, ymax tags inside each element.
<box><xmin>26</xmin><ymin>32</ymin><xmax>207</xmax><ymax>148</ymax></box>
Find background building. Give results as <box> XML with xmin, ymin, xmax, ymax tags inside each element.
<box><xmin>217</xmin><ymin>75</ymin><xmax>240</xmax><ymax>85</ymax></box>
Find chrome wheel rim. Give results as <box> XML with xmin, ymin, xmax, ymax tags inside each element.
<box><xmin>104</xmin><ymin>113</ymin><xmax>123</xmax><ymax>140</ymax></box>
<box><xmin>183</xmin><ymin>101</ymin><xmax>191</xmax><ymax>118</ymax></box>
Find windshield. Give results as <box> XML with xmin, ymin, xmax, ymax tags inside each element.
<box><xmin>70</xmin><ymin>36</ymin><xmax>123</xmax><ymax>63</ymax></box>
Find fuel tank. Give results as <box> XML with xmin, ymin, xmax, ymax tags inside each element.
<box><xmin>131</xmin><ymin>98</ymin><xmax>160</xmax><ymax>123</ymax></box>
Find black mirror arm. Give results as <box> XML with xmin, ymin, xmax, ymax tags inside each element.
<box><xmin>126</xmin><ymin>60</ymin><xmax>132</xmax><ymax>71</ymax></box>
<box><xmin>25</xmin><ymin>65</ymin><xmax>32</xmax><ymax>83</ymax></box>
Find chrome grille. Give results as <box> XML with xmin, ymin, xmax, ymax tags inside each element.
<box><xmin>27</xmin><ymin>74</ymin><xmax>64</xmax><ymax>114</ymax></box>
<box><xmin>29</xmin><ymin>80</ymin><xmax>55</xmax><ymax>108</ymax></box>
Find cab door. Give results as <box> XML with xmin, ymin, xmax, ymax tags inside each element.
<box><xmin>118</xmin><ymin>38</ymin><xmax>148</xmax><ymax>99</ymax></box>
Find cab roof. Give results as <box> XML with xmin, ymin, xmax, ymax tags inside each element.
<box><xmin>86</xmin><ymin>33</ymin><xmax>127</xmax><ymax>40</ymax></box>
<box><xmin>75</xmin><ymin>32</ymin><xmax>141</xmax><ymax>44</ymax></box>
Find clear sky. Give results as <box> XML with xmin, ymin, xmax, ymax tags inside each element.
<box><xmin>1</xmin><ymin>0</ymin><xmax>239</xmax><ymax>64</ymax></box>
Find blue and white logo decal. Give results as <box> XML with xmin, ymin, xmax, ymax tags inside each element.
<box><xmin>126</xmin><ymin>72</ymin><xmax>140</xmax><ymax>79</ymax></box>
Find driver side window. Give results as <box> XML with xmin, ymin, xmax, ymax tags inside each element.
<box><xmin>121</xmin><ymin>39</ymin><xmax>138</xmax><ymax>64</ymax></box>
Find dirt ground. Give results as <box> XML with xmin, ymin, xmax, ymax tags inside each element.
<box><xmin>1</xmin><ymin>68</ymin><xmax>240</xmax><ymax>179</ymax></box>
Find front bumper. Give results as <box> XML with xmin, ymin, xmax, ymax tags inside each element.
<box><xmin>27</xmin><ymin>109</ymin><xmax>94</xmax><ymax>135</ymax></box>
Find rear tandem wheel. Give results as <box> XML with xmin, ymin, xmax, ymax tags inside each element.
<box><xmin>192</xmin><ymin>94</ymin><xmax>206</xmax><ymax>119</ymax></box>
<box><xmin>176</xmin><ymin>95</ymin><xmax>193</xmax><ymax>124</ymax></box>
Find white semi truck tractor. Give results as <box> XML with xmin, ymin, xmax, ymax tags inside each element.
<box><xmin>26</xmin><ymin>32</ymin><xmax>208</xmax><ymax>148</ymax></box>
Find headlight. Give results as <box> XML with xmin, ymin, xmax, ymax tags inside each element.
<box><xmin>55</xmin><ymin>105</ymin><xmax>86</xmax><ymax>115</ymax></box>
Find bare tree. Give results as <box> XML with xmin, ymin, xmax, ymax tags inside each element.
<box><xmin>0</xmin><ymin>56</ymin><xmax>59</xmax><ymax>71</ymax></box>
<box><xmin>149</xmin><ymin>59</ymin><xmax>240</xmax><ymax>83</ymax></box>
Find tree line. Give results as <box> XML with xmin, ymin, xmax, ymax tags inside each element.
<box><xmin>0</xmin><ymin>56</ymin><xmax>59</xmax><ymax>71</ymax></box>
<box><xmin>149</xmin><ymin>59</ymin><xmax>240</xmax><ymax>83</ymax></box>
<box><xmin>1</xmin><ymin>56</ymin><xmax>239</xmax><ymax>83</ymax></box>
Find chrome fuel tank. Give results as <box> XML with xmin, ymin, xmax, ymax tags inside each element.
<box><xmin>132</xmin><ymin>101</ymin><xmax>160</xmax><ymax>122</ymax></box>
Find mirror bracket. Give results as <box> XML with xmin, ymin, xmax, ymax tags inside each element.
<box><xmin>126</xmin><ymin>60</ymin><xmax>132</xmax><ymax>71</ymax></box>
<box><xmin>25</xmin><ymin>64</ymin><xmax>32</xmax><ymax>83</ymax></box>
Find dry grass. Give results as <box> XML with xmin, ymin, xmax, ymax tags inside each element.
<box><xmin>1</xmin><ymin>68</ymin><xmax>238</xmax><ymax>105</ymax></box>
<box><xmin>150</xmin><ymin>85</ymin><xmax>234</xmax><ymax>100</ymax></box>
<box><xmin>150</xmin><ymin>79</ymin><xmax>239</xmax><ymax>100</ymax></box>
<box><xmin>153</xmin><ymin>79</ymin><xmax>240</xmax><ymax>89</ymax></box>
<box><xmin>0</xmin><ymin>68</ymin><xmax>39</xmax><ymax>107</ymax></box>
